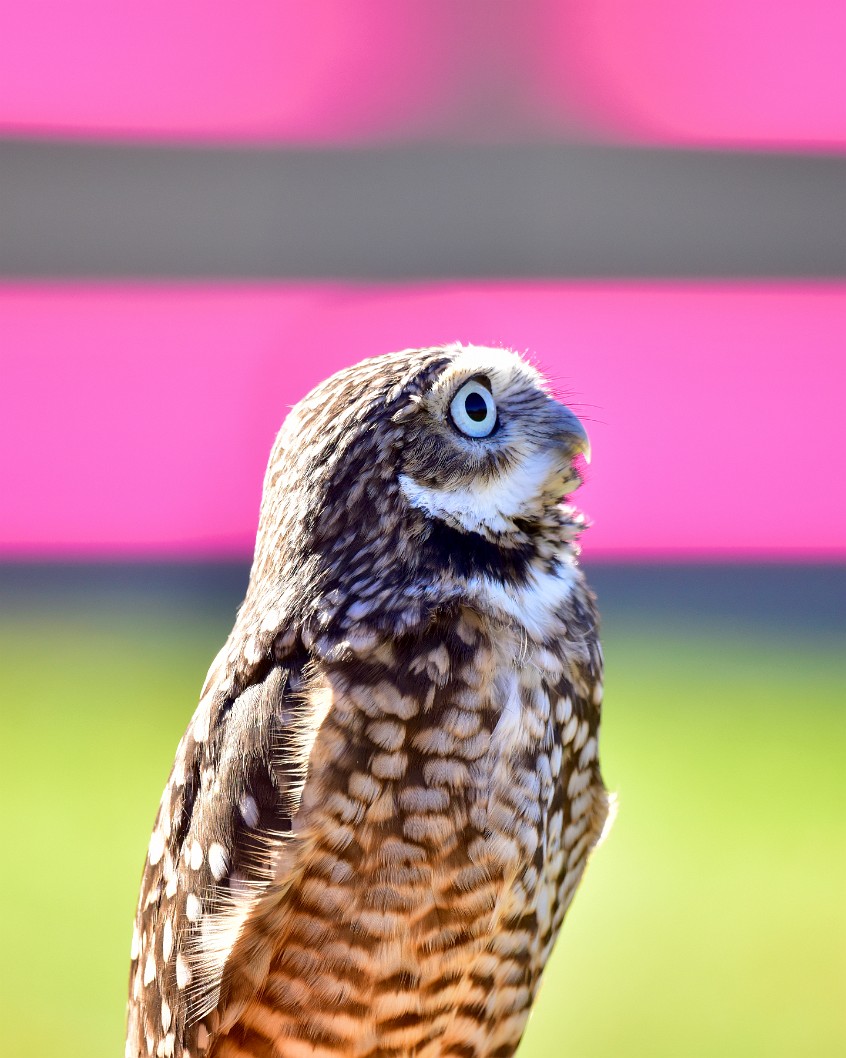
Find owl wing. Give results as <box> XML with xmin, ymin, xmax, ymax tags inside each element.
<box><xmin>524</xmin><ymin>616</ymin><xmax>610</xmax><ymax>1019</ymax></box>
<box><xmin>126</xmin><ymin>645</ymin><xmax>307</xmax><ymax>1058</ymax></box>
<box><xmin>448</xmin><ymin>613</ymin><xmax>609</xmax><ymax>1058</ymax></box>
<box><xmin>544</xmin><ymin>625</ymin><xmax>609</xmax><ymax>939</ymax></box>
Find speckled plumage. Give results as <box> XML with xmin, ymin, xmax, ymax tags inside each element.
<box><xmin>127</xmin><ymin>344</ymin><xmax>610</xmax><ymax>1058</ymax></box>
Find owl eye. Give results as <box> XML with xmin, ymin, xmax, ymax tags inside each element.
<box><xmin>449</xmin><ymin>378</ymin><xmax>497</xmax><ymax>438</ymax></box>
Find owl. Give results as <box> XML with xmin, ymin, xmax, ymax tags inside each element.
<box><xmin>127</xmin><ymin>343</ymin><xmax>610</xmax><ymax>1058</ymax></box>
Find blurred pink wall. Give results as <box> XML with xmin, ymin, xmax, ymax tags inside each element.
<box><xmin>3</xmin><ymin>283</ymin><xmax>843</xmax><ymax>559</ymax></box>
<box><xmin>1</xmin><ymin>1</ymin><xmax>843</xmax><ymax>148</ymax></box>
<box><xmin>536</xmin><ymin>1</ymin><xmax>846</xmax><ymax>150</ymax></box>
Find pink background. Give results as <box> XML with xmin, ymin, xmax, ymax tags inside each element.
<box><xmin>3</xmin><ymin>284</ymin><xmax>843</xmax><ymax>559</ymax></box>
<box><xmin>3</xmin><ymin>5</ymin><xmax>843</xmax><ymax>560</ymax></box>
<box><xmin>1</xmin><ymin>0</ymin><xmax>844</xmax><ymax>148</ymax></box>
<box><xmin>536</xmin><ymin>0</ymin><xmax>846</xmax><ymax>151</ymax></box>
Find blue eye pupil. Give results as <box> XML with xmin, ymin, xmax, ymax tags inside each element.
<box><xmin>464</xmin><ymin>391</ymin><xmax>488</xmax><ymax>422</ymax></box>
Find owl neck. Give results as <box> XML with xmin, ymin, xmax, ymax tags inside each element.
<box><xmin>235</xmin><ymin>496</ymin><xmax>586</xmax><ymax>681</ymax></box>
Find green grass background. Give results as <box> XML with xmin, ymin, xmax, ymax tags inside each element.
<box><xmin>0</xmin><ymin>565</ymin><xmax>843</xmax><ymax>1057</ymax></box>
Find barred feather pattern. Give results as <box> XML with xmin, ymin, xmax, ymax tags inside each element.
<box><xmin>126</xmin><ymin>343</ymin><xmax>610</xmax><ymax>1058</ymax></box>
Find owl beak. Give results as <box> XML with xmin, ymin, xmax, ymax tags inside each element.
<box><xmin>552</xmin><ymin>404</ymin><xmax>591</xmax><ymax>465</ymax></box>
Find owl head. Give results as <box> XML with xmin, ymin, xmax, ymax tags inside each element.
<box><xmin>247</xmin><ymin>344</ymin><xmax>590</xmax><ymax>640</ymax></box>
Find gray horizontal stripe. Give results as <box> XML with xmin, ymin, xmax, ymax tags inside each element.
<box><xmin>2</xmin><ymin>562</ymin><xmax>843</xmax><ymax>637</ymax></box>
<box><xmin>2</xmin><ymin>141</ymin><xmax>844</xmax><ymax>277</ymax></box>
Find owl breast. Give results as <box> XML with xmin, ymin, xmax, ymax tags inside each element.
<box><xmin>212</xmin><ymin>592</ymin><xmax>607</xmax><ymax>1058</ymax></box>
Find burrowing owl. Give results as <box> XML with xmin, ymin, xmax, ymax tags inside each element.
<box><xmin>127</xmin><ymin>343</ymin><xmax>610</xmax><ymax>1058</ymax></box>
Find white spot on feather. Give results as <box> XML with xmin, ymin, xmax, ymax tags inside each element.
<box><xmin>556</xmin><ymin>696</ymin><xmax>573</xmax><ymax>724</ymax></box>
<box><xmin>157</xmin><ymin>1033</ymin><xmax>175</xmax><ymax>1057</ymax></box>
<box><xmin>189</xmin><ymin>840</ymin><xmax>204</xmax><ymax>870</ymax></box>
<box><xmin>185</xmin><ymin>893</ymin><xmax>202</xmax><ymax>922</ymax></box>
<box><xmin>562</xmin><ymin>714</ymin><xmax>579</xmax><ymax>745</ymax></box>
<box><xmin>176</xmin><ymin>953</ymin><xmax>192</xmax><ymax>989</ymax></box>
<box><xmin>579</xmin><ymin>735</ymin><xmax>598</xmax><ymax>768</ymax></box>
<box><xmin>208</xmin><ymin>842</ymin><xmax>228</xmax><ymax>881</ymax></box>
<box><xmin>170</xmin><ymin>756</ymin><xmax>185</xmax><ymax>787</ymax></box>
<box><xmin>148</xmin><ymin>830</ymin><xmax>165</xmax><ymax>866</ymax></box>
<box><xmin>192</xmin><ymin>701</ymin><xmax>211</xmax><ymax>743</ymax></box>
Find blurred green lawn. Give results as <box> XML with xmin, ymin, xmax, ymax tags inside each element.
<box><xmin>1</xmin><ymin>566</ymin><xmax>843</xmax><ymax>1058</ymax></box>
